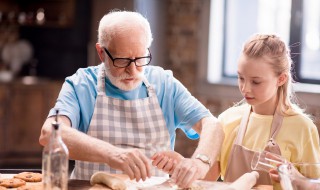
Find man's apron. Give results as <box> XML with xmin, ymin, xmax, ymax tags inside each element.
<box><xmin>71</xmin><ymin>66</ymin><xmax>171</xmax><ymax>180</ymax></box>
<box><xmin>224</xmin><ymin>105</ymin><xmax>283</xmax><ymax>185</ymax></box>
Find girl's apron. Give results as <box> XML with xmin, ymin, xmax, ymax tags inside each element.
<box><xmin>224</xmin><ymin>105</ymin><xmax>283</xmax><ymax>185</ymax></box>
<box><xmin>71</xmin><ymin>66</ymin><xmax>171</xmax><ymax>180</ymax></box>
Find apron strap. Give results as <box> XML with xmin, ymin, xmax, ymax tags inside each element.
<box><xmin>234</xmin><ymin>105</ymin><xmax>251</xmax><ymax>145</ymax></box>
<box><xmin>142</xmin><ymin>77</ymin><xmax>155</xmax><ymax>97</ymax></box>
<box><xmin>269</xmin><ymin>111</ymin><xmax>283</xmax><ymax>139</ymax></box>
<box><xmin>97</xmin><ymin>64</ymin><xmax>106</xmax><ymax>95</ymax></box>
<box><xmin>265</xmin><ymin>106</ymin><xmax>284</xmax><ymax>155</ymax></box>
<box><xmin>235</xmin><ymin>104</ymin><xmax>284</xmax><ymax>146</ymax></box>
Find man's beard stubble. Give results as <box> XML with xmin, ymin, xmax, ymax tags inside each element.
<box><xmin>104</xmin><ymin>63</ymin><xmax>144</xmax><ymax>91</ymax></box>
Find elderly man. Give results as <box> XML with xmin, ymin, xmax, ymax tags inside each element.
<box><xmin>39</xmin><ymin>10</ymin><xmax>224</xmax><ymax>186</ymax></box>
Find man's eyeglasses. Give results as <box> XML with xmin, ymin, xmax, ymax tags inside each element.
<box><xmin>103</xmin><ymin>47</ymin><xmax>152</xmax><ymax>68</ymax></box>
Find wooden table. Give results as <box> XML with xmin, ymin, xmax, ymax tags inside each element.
<box><xmin>0</xmin><ymin>173</ymin><xmax>272</xmax><ymax>190</ymax></box>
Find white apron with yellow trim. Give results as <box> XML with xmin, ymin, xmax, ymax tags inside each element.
<box><xmin>70</xmin><ymin>66</ymin><xmax>171</xmax><ymax>180</ymax></box>
<box><xmin>224</xmin><ymin>105</ymin><xmax>283</xmax><ymax>185</ymax></box>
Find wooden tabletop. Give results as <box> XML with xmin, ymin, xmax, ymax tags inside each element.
<box><xmin>0</xmin><ymin>173</ymin><xmax>273</xmax><ymax>190</ymax></box>
<box><xmin>0</xmin><ymin>177</ymin><xmax>107</xmax><ymax>190</ymax></box>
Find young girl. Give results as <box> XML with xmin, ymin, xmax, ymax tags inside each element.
<box><xmin>152</xmin><ymin>34</ymin><xmax>320</xmax><ymax>189</ymax></box>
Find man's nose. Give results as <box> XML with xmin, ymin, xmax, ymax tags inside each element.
<box><xmin>126</xmin><ymin>61</ymin><xmax>138</xmax><ymax>73</ymax></box>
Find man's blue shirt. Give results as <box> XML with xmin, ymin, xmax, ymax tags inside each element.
<box><xmin>49</xmin><ymin>64</ymin><xmax>212</xmax><ymax>149</ymax></box>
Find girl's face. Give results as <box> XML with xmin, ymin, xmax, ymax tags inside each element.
<box><xmin>237</xmin><ymin>54</ymin><xmax>283</xmax><ymax>115</ymax></box>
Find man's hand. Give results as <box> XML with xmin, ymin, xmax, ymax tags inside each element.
<box><xmin>107</xmin><ymin>148</ymin><xmax>151</xmax><ymax>182</ymax></box>
<box><xmin>151</xmin><ymin>150</ymin><xmax>184</xmax><ymax>174</ymax></box>
<box><xmin>170</xmin><ymin>158</ymin><xmax>210</xmax><ymax>188</ymax></box>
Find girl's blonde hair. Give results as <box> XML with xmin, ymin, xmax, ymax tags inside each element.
<box><xmin>241</xmin><ymin>33</ymin><xmax>305</xmax><ymax>116</ymax></box>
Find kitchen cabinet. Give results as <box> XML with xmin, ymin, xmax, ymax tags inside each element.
<box><xmin>0</xmin><ymin>84</ymin><xmax>8</xmax><ymax>157</ymax></box>
<box><xmin>0</xmin><ymin>78</ymin><xmax>62</xmax><ymax>168</ymax></box>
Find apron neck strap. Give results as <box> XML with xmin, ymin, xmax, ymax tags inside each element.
<box><xmin>97</xmin><ymin>64</ymin><xmax>106</xmax><ymax>94</ymax></box>
<box><xmin>235</xmin><ymin>104</ymin><xmax>284</xmax><ymax>145</ymax></box>
<box><xmin>269</xmin><ymin>109</ymin><xmax>283</xmax><ymax>139</ymax></box>
<box><xmin>141</xmin><ymin>77</ymin><xmax>155</xmax><ymax>97</ymax></box>
<box><xmin>234</xmin><ymin>105</ymin><xmax>251</xmax><ymax>144</ymax></box>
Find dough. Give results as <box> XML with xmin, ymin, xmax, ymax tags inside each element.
<box><xmin>90</xmin><ymin>172</ymin><xmax>126</xmax><ymax>190</ymax></box>
<box><xmin>226</xmin><ymin>171</ymin><xmax>259</xmax><ymax>190</ymax></box>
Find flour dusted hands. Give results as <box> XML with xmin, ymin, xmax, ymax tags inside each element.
<box><xmin>152</xmin><ymin>150</ymin><xmax>210</xmax><ymax>188</ymax></box>
<box><xmin>108</xmin><ymin>147</ymin><xmax>151</xmax><ymax>181</ymax></box>
<box><xmin>151</xmin><ymin>150</ymin><xmax>184</xmax><ymax>174</ymax></box>
<box><xmin>170</xmin><ymin>158</ymin><xmax>210</xmax><ymax>188</ymax></box>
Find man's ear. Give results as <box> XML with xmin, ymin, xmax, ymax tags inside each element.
<box><xmin>277</xmin><ymin>73</ymin><xmax>288</xmax><ymax>86</ymax></box>
<box><xmin>96</xmin><ymin>43</ymin><xmax>105</xmax><ymax>62</ymax></box>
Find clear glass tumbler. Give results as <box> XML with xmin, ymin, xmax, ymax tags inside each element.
<box><xmin>251</xmin><ymin>150</ymin><xmax>286</xmax><ymax>172</ymax></box>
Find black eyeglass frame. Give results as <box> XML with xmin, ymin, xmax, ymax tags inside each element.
<box><xmin>103</xmin><ymin>47</ymin><xmax>152</xmax><ymax>68</ymax></box>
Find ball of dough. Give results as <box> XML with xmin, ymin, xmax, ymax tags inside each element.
<box><xmin>90</xmin><ymin>172</ymin><xmax>126</xmax><ymax>190</ymax></box>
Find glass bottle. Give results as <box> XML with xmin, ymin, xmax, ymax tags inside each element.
<box><xmin>42</xmin><ymin>110</ymin><xmax>69</xmax><ymax>190</ymax></box>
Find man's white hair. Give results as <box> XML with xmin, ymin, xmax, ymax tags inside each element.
<box><xmin>98</xmin><ymin>10</ymin><xmax>153</xmax><ymax>48</ymax></box>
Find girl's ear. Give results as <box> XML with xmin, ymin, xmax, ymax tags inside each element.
<box><xmin>277</xmin><ymin>73</ymin><xmax>288</xmax><ymax>86</ymax></box>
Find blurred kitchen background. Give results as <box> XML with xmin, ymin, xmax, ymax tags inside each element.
<box><xmin>0</xmin><ymin>0</ymin><xmax>319</xmax><ymax>170</ymax></box>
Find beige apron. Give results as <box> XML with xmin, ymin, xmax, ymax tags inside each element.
<box><xmin>70</xmin><ymin>65</ymin><xmax>171</xmax><ymax>180</ymax></box>
<box><xmin>224</xmin><ymin>105</ymin><xmax>283</xmax><ymax>185</ymax></box>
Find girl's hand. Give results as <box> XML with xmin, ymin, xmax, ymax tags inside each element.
<box><xmin>151</xmin><ymin>151</ymin><xmax>184</xmax><ymax>174</ymax></box>
<box><xmin>269</xmin><ymin>168</ymin><xmax>280</xmax><ymax>183</ymax></box>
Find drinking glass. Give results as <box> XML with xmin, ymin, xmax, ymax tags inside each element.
<box><xmin>251</xmin><ymin>150</ymin><xmax>287</xmax><ymax>172</ymax></box>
